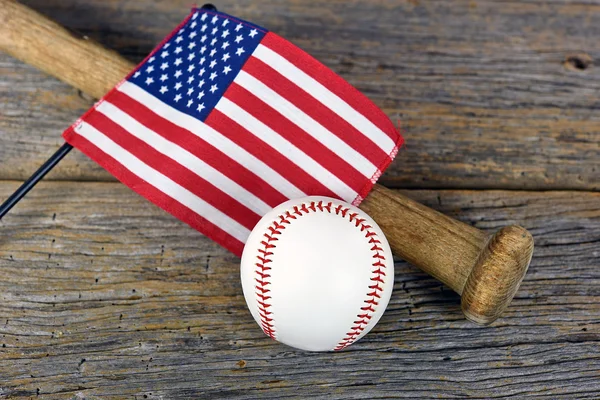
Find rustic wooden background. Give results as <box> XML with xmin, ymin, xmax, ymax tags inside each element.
<box><xmin>1</xmin><ymin>0</ymin><xmax>599</xmax><ymax>398</ymax></box>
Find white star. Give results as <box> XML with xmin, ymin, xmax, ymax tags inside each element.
<box><xmin>192</xmin><ymin>12</ymin><xmax>199</xmax><ymax>20</ymax></box>
<box><xmin>178</xmin><ymin>28</ymin><xmax>185</xmax><ymax>35</ymax></box>
<box><xmin>159</xmin><ymin>86</ymin><xmax>168</xmax><ymax>94</ymax></box>
<box><xmin>174</xmin><ymin>70</ymin><xmax>183</xmax><ymax>78</ymax></box>
<box><xmin>234</xmin><ymin>35</ymin><xmax>243</xmax><ymax>44</ymax></box>
<box><xmin>189</xmin><ymin>31</ymin><xmax>197</xmax><ymax>39</ymax></box>
<box><xmin>133</xmin><ymin>71</ymin><xmax>141</xmax><ymax>78</ymax></box>
<box><xmin>187</xmin><ymin>87</ymin><xmax>194</xmax><ymax>96</ymax></box>
<box><xmin>210</xmin><ymin>48</ymin><xmax>217</xmax><ymax>57</ymax></box>
<box><xmin>191</xmin><ymin>21</ymin><xmax>197</xmax><ymax>28</ymax></box>
<box><xmin>164</xmin><ymin>43</ymin><xmax>171</xmax><ymax>49</ymax></box>
<box><xmin>199</xmin><ymin>68</ymin><xmax>206</xmax><ymax>76</ymax></box>
<box><xmin>197</xmin><ymin>91</ymin><xmax>205</xmax><ymax>99</ymax></box>
<box><xmin>174</xmin><ymin>82</ymin><xmax>182</xmax><ymax>90</ymax></box>
<box><xmin>188</xmin><ymin>53</ymin><xmax>196</xmax><ymax>61</ymax></box>
<box><xmin>175</xmin><ymin>46</ymin><xmax>183</xmax><ymax>54</ymax></box>
<box><xmin>197</xmin><ymin>103</ymin><xmax>205</xmax><ymax>112</ymax></box>
<box><xmin>160</xmin><ymin>62</ymin><xmax>169</xmax><ymax>70</ymax></box>
<box><xmin>201</xmin><ymin>24</ymin><xmax>207</xmax><ymax>32</ymax></box>
<box><xmin>145</xmin><ymin>77</ymin><xmax>154</xmax><ymax>85</ymax></box>
<box><xmin>188</xmin><ymin>42</ymin><xmax>196</xmax><ymax>50</ymax></box>
<box><xmin>222</xmin><ymin>30</ymin><xmax>230</xmax><ymax>38</ymax></box>
<box><xmin>146</xmin><ymin>65</ymin><xmax>155</xmax><ymax>73</ymax></box>
<box><xmin>174</xmin><ymin>93</ymin><xmax>182</xmax><ymax>102</ymax></box>
<box><xmin>187</xmin><ymin>99</ymin><xmax>194</xmax><ymax>107</ymax></box>
<box><xmin>210</xmin><ymin>38</ymin><xmax>217</xmax><ymax>46</ymax></box>
<box><xmin>209</xmin><ymin>60</ymin><xmax>217</xmax><ymax>69</ymax></box>
<box><xmin>222</xmin><ymin>19</ymin><xmax>229</xmax><ymax>27</ymax></box>
<box><xmin>209</xmin><ymin>71</ymin><xmax>217</xmax><ymax>80</ymax></box>
<box><xmin>210</xmin><ymin>84</ymin><xmax>218</xmax><ymax>93</ymax></box>
<box><xmin>148</xmin><ymin>56</ymin><xmax>156</xmax><ymax>63</ymax></box>
<box><xmin>201</xmin><ymin>35</ymin><xmax>208</xmax><ymax>43</ymax></box>
<box><xmin>200</xmin><ymin>46</ymin><xmax>207</xmax><ymax>54</ymax></box>
<box><xmin>222</xmin><ymin>41</ymin><xmax>230</xmax><ymax>50</ymax></box>
<box><xmin>161</xmin><ymin>50</ymin><xmax>169</xmax><ymax>58</ymax></box>
<box><xmin>174</xmin><ymin>58</ymin><xmax>183</xmax><ymax>66</ymax></box>
<box><xmin>175</xmin><ymin>36</ymin><xmax>183</xmax><ymax>44</ymax></box>
<box><xmin>236</xmin><ymin>47</ymin><xmax>245</xmax><ymax>56</ymax></box>
<box><xmin>235</xmin><ymin>23</ymin><xmax>243</xmax><ymax>32</ymax></box>
<box><xmin>211</xmin><ymin>15</ymin><xmax>218</xmax><ymax>24</ymax></box>
<box><xmin>223</xmin><ymin>65</ymin><xmax>232</xmax><ymax>74</ymax></box>
<box><xmin>188</xmin><ymin>64</ymin><xmax>196</xmax><ymax>73</ymax></box>
<box><xmin>222</xmin><ymin>53</ymin><xmax>230</xmax><ymax>62</ymax></box>
<box><xmin>201</xmin><ymin>13</ymin><xmax>207</xmax><ymax>21</ymax></box>
<box><xmin>160</xmin><ymin>74</ymin><xmax>168</xmax><ymax>82</ymax></box>
<box><xmin>249</xmin><ymin>29</ymin><xmax>258</xmax><ymax>38</ymax></box>
<box><xmin>200</xmin><ymin>56</ymin><xmax>206</xmax><ymax>65</ymax></box>
<box><xmin>188</xmin><ymin>76</ymin><xmax>195</xmax><ymax>84</ymax></box>
<box><xmin>199</xmin><ymin>79</ymin><xmax>205</xmax><ymax>88</ymax></box>
<box><xmin>211</xmin><ymin>27</ymin><xmax>218</xmax><ymax>35</ymax></box>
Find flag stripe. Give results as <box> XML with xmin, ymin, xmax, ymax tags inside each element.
<box><xmin>95</xmin><ymin>100</ymin><xmax>271</xmax><ymax>218</ymax></box>
<box><xmin>242</xmin><ymin>56</ymin><xmax>391</xmax><ymax>167</ymax></box>
<box><xmin>72</xmin><ymin>121</ymin><xmax>251</xmax><ymax>243</ymax></box>
<box><xmin>233</xmin><ymin>71</ymin><xmax>376</xmax><ymax>178</ymax></box>
<box><xmin>255</xmin><ymin>37</ymin><xmax>397</xmax><ymax>152</ymax></box>
<box><xmin>108</xmin><ymin>90</ymin><xmax>288</xmax><ymax>208</ymax></box>
<box><xmin>117</xmin><ymin>81</ymin><xmax>304</xmax><ymax>201</ymax></box>
<box><xmin>224</xmin><ymin>82</ymin><xmax>366</xmax><ymax>195</ymax></box>
<box><xmin>215</xmin><ymin>97</ymin><xmax>358</xmax><ymax>202</ymax></box>
<box><xmin>205</xmin><ymin>110</ymin><xmax>340</xmax><ymax>199</ymax></box>
<box><xmin>84</xmin><ymin>111</ymin><xmax>261</xmax><ymax>231</ymax></box>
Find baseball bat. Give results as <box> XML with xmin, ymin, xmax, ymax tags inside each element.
<box><xmin>0</xmin><ymin>0</ymin><xmax>534</xmax><ymax>325</ymax></box>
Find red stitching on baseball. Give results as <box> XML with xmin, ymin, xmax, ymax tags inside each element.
<box><xmin>254</xmin><ymin>201</ymin><xmax>387</xmax><ymax>349</ymax></box>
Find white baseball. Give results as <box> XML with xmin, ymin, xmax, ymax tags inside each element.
<box><xmin>240</xmin><ymin>196</ymin><xmax>394</xmax><ymax>352</ymax></box>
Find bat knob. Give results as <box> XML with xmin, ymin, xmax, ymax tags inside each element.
<box><xmin>461</xmin><ymin>225</ymin><xmax>534</xmax><ymax>325</ymax></box>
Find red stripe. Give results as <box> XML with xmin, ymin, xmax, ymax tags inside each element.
<box><xmin>109</xmin><ymin>90</ymin><xmax>288</xmax><ymax>208</ymax></box>
<box><xmin>242</xmin><ymin>57</ymin><xmax>390</xmax><ymax>167</ymax></box>
<box><xmin>63</xmin><ymin>126</ymin><xmax>245</xmax><ymax>256</ymax></box>
<box><xmin>83</xmin><ymin>110</ymin><xmax>261</xmax><ymax>231</ymax></box>
<box><xmin>260</xmin><ymin>32</ymin><xmax>398</xmax><ymax>142</ymax></box>
<box><xmin>224</xmin><ymin>82</ymin><xmax>365</xmax><ymax>194</ymax></box>
<box><xmin>205</xmin><ymin>110</ymin><xmax>339</xmax><ymax>199</ymax></box>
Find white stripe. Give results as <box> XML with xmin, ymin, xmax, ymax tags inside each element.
<box><xmin>215</xmin><ymin>97</ymin><xmax>357</xmax><ymax>201</ymax></box>
<box><xmin>118</xmin><ymin>81</ymin><xmax>305</xmax><ymax>200</ymax></box>
<box><xmin>73</xmin><ymin>121</ymin><xmax>250</xmax><ymax>243</ymax></box>
<box><xmin>235</xmin><ymin>71</ymin><xmax>377</xmax><ymax>178</ymax></box>
<box><xmin>253</xmin><ymin>44</ymin><xmax>395</xmax><ymax>153</ymax></box>
<box><xmin>96</xmin><ymin>101</ymin><xmax>271</xmax><ymax>217</ymax></box>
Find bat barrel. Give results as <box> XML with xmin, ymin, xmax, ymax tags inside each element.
<box><xmin>461</xmin><ymin>225</ymin><xmax>533</xmax><ymax>325</ymax></box>
<box><xmin>360</xmin><ymin>185</ymin><xmax>534</xmax><ymax>324</ymax></box>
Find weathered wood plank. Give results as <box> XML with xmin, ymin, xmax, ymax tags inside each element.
<box><xmin>1</xmin><ymin>0</ymin><xmax>599</xmax><ymax>189</ymax></box>
<box><xmin>1</xmin><ymin>182</ymin><xmax>598</xmax><ymax>398</ymax></box>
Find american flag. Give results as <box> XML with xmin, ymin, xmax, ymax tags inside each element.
<box><xmin>63</xmin><ymin>8</ymin><xmax>403</xmax><ymax>255</ymax></box>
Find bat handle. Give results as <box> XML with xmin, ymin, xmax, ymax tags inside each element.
<box><xmin>361</xmin><ymin>185</ymin><xmax>534</xmax><ymax>325</ymax></box>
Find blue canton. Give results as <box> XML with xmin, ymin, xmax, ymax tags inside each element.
<box><xmin>129</xmin><ymin>9</ymin><xmax>267</xmax><ymax>121</ymax></box>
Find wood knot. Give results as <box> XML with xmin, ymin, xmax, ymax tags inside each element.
<box><xmin>564</xmin><ymin>53</ymin><xmax>592</xmax><ymax>71</ymax></box>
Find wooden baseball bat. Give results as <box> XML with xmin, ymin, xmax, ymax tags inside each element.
<box><xmin>0</xmin><ymin>0</ymin><xmax>534</xmax><ymax>325</ymax></box>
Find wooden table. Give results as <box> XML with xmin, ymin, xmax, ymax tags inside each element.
<box><xmin>1</xmin><ymin>1</ymin><xmax>599</xmax><ymax>398</ymax></box>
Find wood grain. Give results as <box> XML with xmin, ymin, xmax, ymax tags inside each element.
<box><xmin>0</xmin><ymin>182</ymin><xmax>598</xmax><ymax>399</ymax></box>
<box><xmin>1</xmin><ymin>0</ymin><xmax>599</xmax><ymax>189</ymax></box>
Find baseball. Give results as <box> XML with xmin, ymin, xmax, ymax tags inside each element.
<box><xmin>240</xmin><ymin>196</ymin><xmax>394</xmax><ymax>351</ymax></box>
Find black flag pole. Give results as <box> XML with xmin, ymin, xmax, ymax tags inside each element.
<box><xmin>0</xmin><ymin>4</ymin><xmax>218</xmax><ymax>220</ymax></box>
<box><xmin>0</xmin><ymin>143</ymin><xmax>73</xmax><ymax>219</ymax></box>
